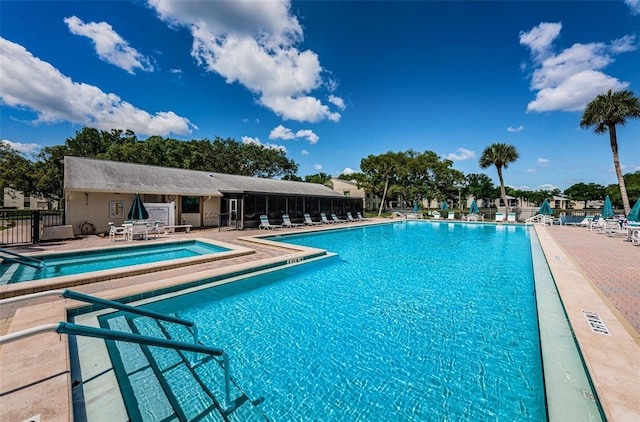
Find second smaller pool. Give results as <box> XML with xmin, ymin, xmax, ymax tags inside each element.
<box><xmin>2</xmin><ymin>240</ymin><xmax>230</xmax><ymax>284</ymax></box>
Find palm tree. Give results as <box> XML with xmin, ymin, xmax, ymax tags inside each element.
<box><xmin>580</xmin><ymin>89</ymin><xmax>640</xmax><ymax>215</ymax></box>
<box><xmin>479</xmin><ymin>143</ymin><xmax>520</xmax><ymax>214</ymax></box>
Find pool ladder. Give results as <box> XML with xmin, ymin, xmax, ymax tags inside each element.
<box><xmin>0</xmin><ymin>289</ymin><xmax>232</xmax><ymax>408</ymax></box>
<box><xmin>0</xmin><ymin>247</ymin><xmax>46</xmax><ymax>270</ymax></box>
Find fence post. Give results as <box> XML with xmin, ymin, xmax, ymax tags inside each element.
<box><xmin>32</xmin><ymin>210</ymin><xmax>40</xmax><ymax>243</ymax></box>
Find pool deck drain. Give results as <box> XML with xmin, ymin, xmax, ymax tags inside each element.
<box><xmin>1</xmin><ymin>221</ymin><xmax>639</xmax><ymax>421</ymax></box>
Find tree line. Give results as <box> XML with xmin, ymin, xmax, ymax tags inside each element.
<box><xmin>1</xmin><ymin>90</ymin><xmax>638</xmax><ymax>213</ymax></box>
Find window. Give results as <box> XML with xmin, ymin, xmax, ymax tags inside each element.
<box><xmin>343</xmin><ymin>191</ymin><xmax>350</xmax><ymax>197</ymax></box>
<box><xmin>182</xmin><ymin>196</ymin><xmax>200</xmax><ymax>213</ymax></box>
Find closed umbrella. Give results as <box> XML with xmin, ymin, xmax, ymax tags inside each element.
<box><xmin>627</xmin><ymin>199</ymin><xmax>640</xmax><ymax>222</ymax></box>
<box><xmin>440</xmin><ymin>201</ymin><xmax>449</xmax><ymax>211</ymax></box>
<box><xmin>469</xmin><ymin>200</ymin><xmax>480</xmax><ymax>214</ymax></box>
<box><xmin>601</xmin><ymin>195</ymin><xmax>614</xmax><ymax>219</ymax></box>
<box><xmin>127</xmin><ymin>193</ymin><xmax>149</xmax><ymax>220</ymax></box>
<box><xmin>413</xmin><ymin>201</ymin><xmax>418</xmax><ymax>214</ymax></box>
<box><xmin>538</xmin><ymin>199</ymin><xmax>553</xmax><ymax>215</ymax></box>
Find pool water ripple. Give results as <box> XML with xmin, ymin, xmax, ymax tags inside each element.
<box><xmin>127</xmin><ymin>222</ymin><xmax>545</xmax><ymax>421</ymax></box>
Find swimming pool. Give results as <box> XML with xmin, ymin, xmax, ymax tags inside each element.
<box><xmin>1</xmin><ymin>240</ymin><xmax>230</xmax><ymax>284</ymax></box>
<box><xmin>93</xmin><ymin>222</ymin><xmax>551</xmax><ymax>421</ymax></box>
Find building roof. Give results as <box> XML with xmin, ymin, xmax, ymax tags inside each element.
<box><xmin>64</xmin><ymin>156</ymin><xmax>344</xmax><ymax>198</ymax></box>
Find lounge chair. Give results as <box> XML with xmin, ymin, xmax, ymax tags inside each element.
<box><xmin>347</xmin><ymin>212</ymin><xmax>357</xmax><ymax>222</ymax></box>
<box><xmin>259</xmin><ymin>215</ymin><xmax>282</xmax><ymax>230</ymax></box>
<box><xmin>447</xmin><ymin>212</ymin><xmax>455</xmax><ymax>220</ymax></box>
<box><xmin>331</xmin><ymin>213</ymin><xmax>347</xmax><ymax>223</ymax></box>
<box><xmin>631</xmin><ymin>228</ymin><xmax>640</xmax><ymax>245</ymax></box>
<box><xmin>303</xmin><ymin>213</ymin><xmax>322</xmax><ymax>226</ymax></box>
<box><xmin>432</xmin><ymin>211</ymin><xmax>441</xmax><ymax>220</ymax></box>
<box><xmin>495</xmin><ymin>213</ymin><xmax>505</xmax><ymax>222</ymax></box>
<box><xmin>356</xmin><ymin>212</ymin><xmax>368</xmax><ymax>221</ymax></box>
<box><xmin>507</xmin><ymin>213</ymin><xmax>516</xmax><ymax>223</ymax></box>
<box><xmin>108</xmin><ymin>222</ymin><xmax>129</xmax><ymax>241</ymax></box>
<box><xmin>565</xmin><ymin>216</ymin><xmax>594</xmax><ymax>227</ymax></box>
<box><xmin>320</xmin><ymin>213</ymin><xmax>334</xmax><ymax>224</ymax></box>
<box><xmin>282</xmin><ymin>214</ymin><xmax>302</xmax><ymax>228</ymax></box>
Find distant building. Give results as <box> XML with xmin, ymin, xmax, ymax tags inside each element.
<box><xmin>330</xmin><ymin>178</ymin><xmax>376</xmax><ymax>211</ymax></box>
<box><xmin>64</xmin><ymin>157</ymin><xmax>363</xmax><ymax>235</ymax></box>
<box><xmin>3</xmin><ymin>188</ymin><xmax>57</xmax><ymax>210</ymax></box>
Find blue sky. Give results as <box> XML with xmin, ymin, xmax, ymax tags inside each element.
<box><xmin>1</xmin><ymin>0</ymin><xmax>639</xmax><ymax>191</ymax></box>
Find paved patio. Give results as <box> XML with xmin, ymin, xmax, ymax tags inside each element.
<box><xmin>1</xmin><ymin>221</ymin><xmax>639</xmax><ymax>421</ymax></box>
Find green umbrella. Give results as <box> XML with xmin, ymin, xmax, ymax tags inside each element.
<box><xmin>440</xmin><ymin>201</ymin><xmax>449</xmax><ymax>211</ymax></box>
<box><xmin>538</xmin><ymin>199</ymin><xmax>553</xmax><ymax>215</ymax></box>
<box><xmin>127</xmin><ymin>193</ymin><xmax>149</xmax><ymax>220</ymax></box>
<box><xmin>601</xmin><ymin>195</ymin><xmax>614</xmax><ymax>219</ymax></box>
<box><xmin>627</xmin><ymin>199</ymin><xmax>640</xmax><ymax>222</ymax></box>
<box><xmin>469</xmin><ymin>200</ymin><xmax>479</xmax><ymax>214</ymax></box>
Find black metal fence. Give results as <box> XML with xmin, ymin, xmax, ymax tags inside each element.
<box><xmin>0</xmin><ymin>210</ymin><xmax>65</xmax><ymax>245</ymax></box>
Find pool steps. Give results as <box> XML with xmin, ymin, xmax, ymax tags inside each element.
<box><xmin>106</xmin><ymin>314</ymin><xmax>268</xmax><ymax>421</ymax></box>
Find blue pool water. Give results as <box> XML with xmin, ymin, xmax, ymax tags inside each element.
<box><xmin>1</xmin><ymin>240</ymin><xmax>228</xmax><ymax>283</ymax></box>
<box><xmin>104</xmin><ymin>222</ymin><xmax>546</xmax><ymax>420</ymax></box>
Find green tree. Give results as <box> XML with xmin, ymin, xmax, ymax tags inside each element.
<box><xmin>0</xmin><ymin>142</ymin><xmax>34</xmax><ymax>201</ymax></box>
<box><xmin>479</xmin><ymin>143</ymin><xmax>519</xmax><ymax>213</ymax></box>
<box><xmin>580</xmin><ymin>89</ymin><xmax>640</xmax><ymax>215</ymax></box>
<box><xmin>564</xmin><ymin>182</ymin><xmax>606</xmax><ymax>208</ymax></box>
<box><xmin>466</xmin><ymin>173</ymin><xmax>496</xmax><ymax>208</ymax></box>
<box><xmin>304</xmin><ymin>173</ymin><xmax>333</xmax><ymax>187</ymax></box>
<box><xmin>360</xmin><ymin>151</ymin><xmax>401</xmax><ymax>216</ymax></box>
<box><xmin>604</xmin><ymin>171</ymin><xmax>640</xmax><ymax>209</ymax></box>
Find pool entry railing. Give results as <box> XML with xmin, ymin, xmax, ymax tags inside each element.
<box><xmin>60</xmin><ymin>289</ymin><xmax>200</xmax><ymax>342</ymax></box>
<box><xmin>0</xmin><ymin>290</ymin><xmax>233</xmax><ymax>409</ymax></box>
<box><xmin>0</xmin><ymin>247</ymin><xmax>46</xmax><ymax>270</ymax></box>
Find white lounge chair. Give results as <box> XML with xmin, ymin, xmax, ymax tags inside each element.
<box><xmin>259</xmin><ymin>215</ymin><xmax>282</xmax><ymax>230</ymax></box>
<box><xmin>331</xmin><ymin>213</ymin><xmax>347</xmax><ymax>223</ymax></box>
<box><xmin>495</xmin><ymin>213</ymin><xmax>505</xmax><ymax>222</ymax></box>
<box><xmin>303</xmin><ymin>213</ymin><xmax>322</xmax><ymax>226</ymax></box>
<box><xmin>282</xmin><ymin>214</ymin><xmax>302</xmax><ymax>228</ymax></box>
<box><xmin>432</xmin><ymin>211</ymin><xmax>442</xmax><ymax>220</ymax></box>
<box><xmin>507</xmin><ymin>213</ymin><xmax>516</xmax><ymax>223</ymax></box>
<box><xmin>347</xmin><ymin>212</ymin><xmax>357</xmax><ymax>222</ymax></box>
<box><xmin>356</xmin><ymin>212</ymin><xmax>368</xmax><ymax>221</ymax></box>
<box><xmin>320</xmin><ymin>213</ymin><xmax>334</xmax><ymax>224</ymax></box>
<box><xmin>447</xmin><ymin>212</ymin><xmax>455</xmax><ymax>220</ymax></box>
<box><xmin>565</xmin><ymin>216</ymin><xmax>594</xmax><ymax>227</ymax></box>
<box><xmin>108</xmin><ymin>222</ymin><xmax>128</xmax><ymax>241</ymax></box>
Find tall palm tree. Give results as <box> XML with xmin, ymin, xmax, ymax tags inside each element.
<box><xmin>479</xmin><ymin>143</ymin><xmax>519</xmax><ymax>214</ymax></box>
<box><xmin>580</xmin><ymin>89</ymin><xmax>640</xmax><ymax>215</ymax></box>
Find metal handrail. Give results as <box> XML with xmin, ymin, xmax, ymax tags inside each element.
<box><xmin>0</xmin><ymin>247</ymin><xmax>45</xmax><ymax>270</ymax></box>
<box><xmin>0</xmin><ymin>322</ymin><xmax>232</xmax><ymax>407</ymax></box>
<box><xmin>0</xmin><ymin>289</ymin><xmax>199</xmax><ymax>342</ymax></box>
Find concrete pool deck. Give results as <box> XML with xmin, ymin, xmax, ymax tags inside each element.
<box><xmin>1</xmin><ymin>220</ymin><xmax>639</xmax><ymax>421</ymax></box>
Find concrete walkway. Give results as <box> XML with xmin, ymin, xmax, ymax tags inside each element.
<box><xmin>1</xmin><ymin>221</ymin><xmax>639</xmax><ymax>421</ymax></box>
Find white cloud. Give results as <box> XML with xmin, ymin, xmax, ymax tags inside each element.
<box><xmin>537</xmin><ymin>157</ymin><xmax>550</xmax><ymax>167</ymax></box>
<box><xmin>301</xmin><ymin>149</ymin><xmax>309</xmax><ymax>155</ymax></box>
<box><xmin>341</xmin><ymin>167</ymin><xmax>355</xmax><ymax>175</ymax></box>
<box><xmin>314</xmin><ymin>164</ymin><xmax>322</xmax><ymax>170</ymax></box>
<box><xmin>295</xmin><ymin>129</ymin><xmax>319</xmax><ymax>144</ymax></box>
<box><xmin>269</xmin><ymin>124</ymin><xmax>296</xmax><ymax>140</ymax></box>
<box><xmin>626</xmin><ymin>0</ymin><xmax>640</xmax><ymax>14</ymax></box>
<box><xmin>520</xmin><ymin>22</ymin><xmax>637</xmax><ymax>112</ymax></box>
<box><xmin>2</xmin><ymin>139</ymin><xmax>40</xmax><ymax>155</ymax></box>
<box><xmin>507</xmin><ymin>125</ymin><xmax>524</xmax><ymax>132</ymax></box>
<box><xmin>64</xmin><ymin>16</ymin><xmax>153</xmax><ymax>74</ymax></box>
<box><xmin>0</xmin><ymin>37</ymin><xmax>194</xmax><ymax>136</ymax></box>
<box><xmin>241</xmin><ymin>135</ymin><xmax>286</xmax><ymax>152</ymax></box>
<box><xmin>269</xmin><ymin>124</ymin><xmax>319</xmax><ymax>144</ymax></box>
<box><xmin>328</xmin><ymin>95</ymin><xmax>345</xmax><ymax>110</ymax></box>
<box><xmin>446</xmin><ymin>147</ymin><xmax>476</xmax><ymax>161</ymax></box>
<box><xmin>147</xmin><ymin>0</ymin><xmax>342</xmax><ymax>122</ymax></box>
<box><xmin>538</xmin><ymin>183</ymin><xmax>559</xmax><ymax>191</ymax></box>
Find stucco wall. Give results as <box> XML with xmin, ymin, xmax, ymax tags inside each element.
<box><xmin>65</xmin><ymin>191</ymin><xmax>221</xmax><ymax>235</ymax></box>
